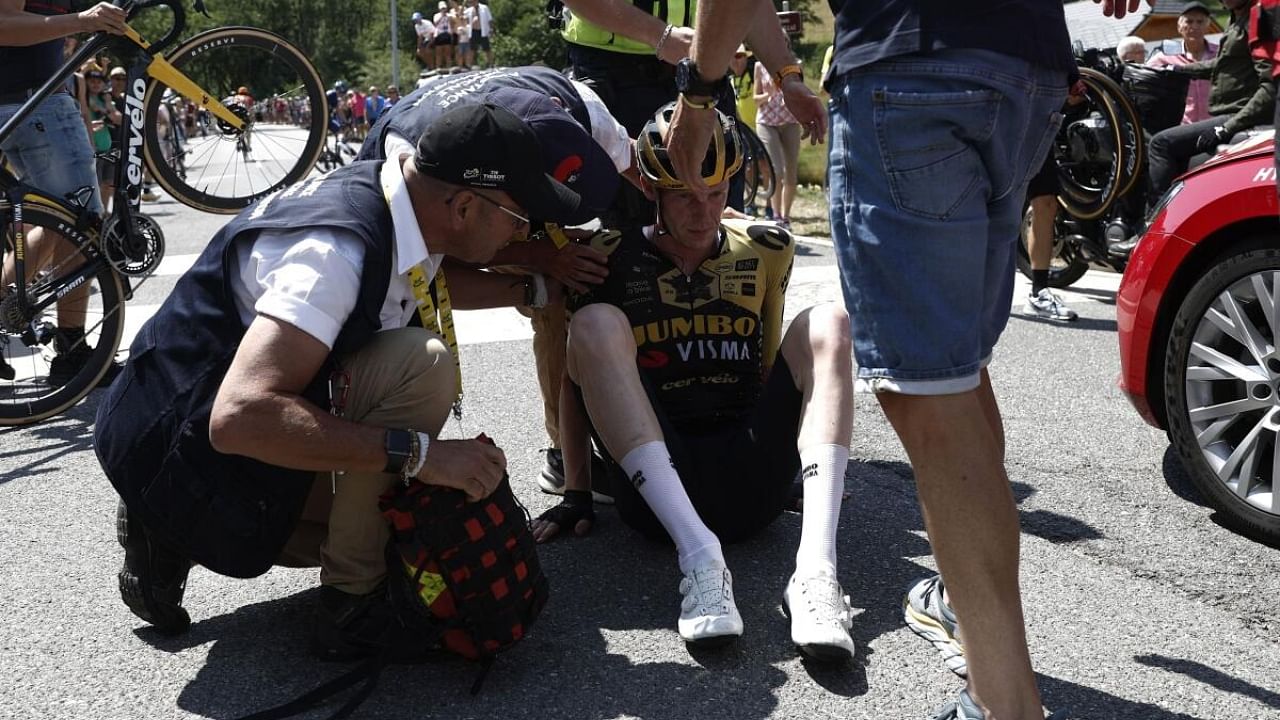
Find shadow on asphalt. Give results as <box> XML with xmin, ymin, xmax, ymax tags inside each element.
<box><xmin>122</xmin><ymin>456</ymin><xmax>1110</xmax><ymax>719</ymax></box>
<box><xmin>0</xmin><ymin>392</ymin><xmax>100</xmax><ymax>486</ymax></box>
<box><xmin>1160</xmin><ymin>445</ymin><xmax>1280</xmax><ymax>550</ymax></box>
<box><xmin>1059</xmin><ymin>285</ymin><xmax>1119</xmax><ymax>306</ymax></box>
<box><xmin>1010</xmin><ymin>314</ymin><xmax>1118</xmax><ymax>333</ymax></box>
<box><xmin>1040</xmin><ymin>673</ymin><xmax>1208</xmax><ymax>720</ymax></box>
<box><xmin>1134</xmin><ymin>654</ymin><xmax>1280</xmax><ymax>710</ymax></box>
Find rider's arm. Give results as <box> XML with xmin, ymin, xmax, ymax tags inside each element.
<box><xmin>441</xmin><ymin>261</ymin><xmax>540</xmax><ymax>309</ymax></box>
<box><xmin>1222</xmin><ymin>57</ymin><xmax>1277</xmax><ymax>135</ymax></box>
<box><xmin>759</xmin><ymin>236</ymin><xmax>794</xmax><ymax>376</ymax></box>
<box><xmin>0</xmin><ymin>0</ymin><xmax>124</xmax><ymax>46</ymax></box>
<box><xmin>559</xmin><ymin>369</ymin><xmax>593</xmax><ymax>494</ymax></box>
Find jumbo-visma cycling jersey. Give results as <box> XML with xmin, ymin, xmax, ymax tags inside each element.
<box><xmin>571</xmin><ymin>219</ymin><xmax>794</xmax><ymax>431</ymax></box>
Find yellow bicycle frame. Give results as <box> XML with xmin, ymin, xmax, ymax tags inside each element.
<box><xmin>123</xmin><ymin>25</ymin><xmax>245</xmax><ymax>131</ymax></box>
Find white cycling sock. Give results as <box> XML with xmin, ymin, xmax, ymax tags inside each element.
<box><xmin>794</xmin><ymin>444</ymin><xmax>848</xmax><ymax>578</ymax></box>
<box><xmin>619</xmin><ymin>441</ymin><xmax>723</xmax><ymax>574</ymax></box>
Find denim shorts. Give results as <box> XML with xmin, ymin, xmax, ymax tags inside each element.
<box><xmin>0</xmin><ymin>93</ymin><xmax>104</xmax><ymax>216</ymax></box>
<box><xmin>828</xmin><ymin>49</ymin><xmax>1066</xmax><ymax>395</ymax></box>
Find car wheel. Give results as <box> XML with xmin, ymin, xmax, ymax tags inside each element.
<box><xmin>1165</xmin><ymin>243</ymin><xmax>1280</xmax><ymax>544</ymax></box>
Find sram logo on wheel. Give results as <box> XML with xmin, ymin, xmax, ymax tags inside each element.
<box><xmin>126</xmin><ymin>79</ymin><xmax>146</xmax><ymax>186</ymax></box>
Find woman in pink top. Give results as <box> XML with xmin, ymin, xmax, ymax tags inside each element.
<box><xmin>1147</xmin><ymin>3</ymin><xmax>1219</xmax><ymax>124</ymax></box>
<box><xmin>754</xmin><ymin>61</ymin><xmax>801</xmax><ymax>228</ymax></box>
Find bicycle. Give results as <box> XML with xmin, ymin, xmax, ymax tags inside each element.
<box><xmin>738</xmin><ymin>124</ymin><xmax>775</xmax><ymax>214</ymax></box>
<box><xmin>0</xmin><ymin>0</ymin><xmax>326</xmax><ymax>426</ymax></box>
<box><xmin>316</xmin><ymin>128</ymin><xmax>357</xmax><ymax>174</ymax></box>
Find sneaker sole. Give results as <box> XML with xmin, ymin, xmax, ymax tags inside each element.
<box><xmin>1022</xmin><ymin>303</ymin><xmax>1078</xmax><ymax>323</ymax></box>
<box><xmin>903</xmin><ymin>597</ymin><xmax>967</xmax><ymax>677</ymax></box>
<box><xmin>683</xmin><ymin>632</ymin><xmax>740</xmax><ymax>649</ymax></box>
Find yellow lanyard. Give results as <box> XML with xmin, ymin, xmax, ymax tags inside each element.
<box><xmin>408</xmin><ymin>264</ymin><xmax>463</xmax><ymax>417</ymax></box>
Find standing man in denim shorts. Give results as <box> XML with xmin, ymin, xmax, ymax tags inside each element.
<box><xmin>0</xmin><ymin>1</ymin><xmax>126</xmax><ymax>384</ymax></box>
<box><xmin>659</xmin><ymin>0</ymin><xmax>1154</xmax><ymax>718</ymax></box>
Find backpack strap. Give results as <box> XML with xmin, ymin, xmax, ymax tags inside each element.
<box><xmin>233</xmin><ymin>655</ymin><xmax>386</xmax><ymax>720</ymax></box>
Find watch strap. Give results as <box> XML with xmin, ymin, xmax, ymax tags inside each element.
<box><xmin>383</xmin><ymin>428</ymin><xmax>413</xmax><ymax>475</ymax></box>
<box><xmin>680</xmin><ymin>93</ymin><xmax>717</xmax><ymax>111</ymax></box>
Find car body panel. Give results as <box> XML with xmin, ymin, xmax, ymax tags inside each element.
<box><xmin>1116</xmin><ymin>136</ymin><xmax>1279</xmax><ymax>428</ymax></box>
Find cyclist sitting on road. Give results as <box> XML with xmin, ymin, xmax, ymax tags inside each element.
<box><xmin>0</xmin><ymin>0</ymin><xmax>127</xmax><ymax>385</ymax></box>
<box><xmin>93</xmin><ymin>90</ymin><xmax>595</xmax><ymax>657</ymax></box>
<box><xmin>532</xmin><ymin>104</ymin><xmax>857</xmax><ymax>661</ymax></box>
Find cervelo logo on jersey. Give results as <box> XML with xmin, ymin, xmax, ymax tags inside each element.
<box><xmin>411</xmin><ymin>68</ymin><xmax>524</xmax><ymax>110</ymax></box>
<box><xmin>126</xmin><ymin>79</ymin><xmax>147</xmax><ymax>186</ymax></box>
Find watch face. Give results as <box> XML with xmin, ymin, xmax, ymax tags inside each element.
<box><xmin>676</xmin><ymin>59</ymin><xmax>693</xmax><ymax>93</ymax></box>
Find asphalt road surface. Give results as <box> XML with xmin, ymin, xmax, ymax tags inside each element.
<box><xmin>1</xmin><ymin>184</ymin><xmax>1277</xmax><ymax>720</ymax></box>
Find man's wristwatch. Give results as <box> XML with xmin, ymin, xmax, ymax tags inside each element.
<box><xmin>774</xmin><ymin>63</ymin><xmax>804</xmax><ymax>86</ymax></box>
<box><xmin>675</xmin><ymin>58</ymin><xmax>731</xmax><ymax>104</ymax></box>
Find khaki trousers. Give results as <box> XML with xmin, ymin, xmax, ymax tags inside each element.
<box><xmin>277</xmin><ymin>327</ymin><xmax>456</xmax><ymax>594</ymax></box>
<box><xmin>527</xmin><ymin>298</ymin><xmax>568</xmax><ymax>449</ymax></box>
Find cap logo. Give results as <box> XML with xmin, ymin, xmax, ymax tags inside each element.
<box><xmin>481</xmin><ymin>170</ymin><xmax>506</xmax><ymax>184</ymax></box>
<box><xmin>553</xmin><ymin>155</ymin><xmax>583</xmax><ymax>185</ymax></box>
<box><xmin>463</xmin><ymin>168</ymin><xmax>480</xmax><ymax>180</ymax></box>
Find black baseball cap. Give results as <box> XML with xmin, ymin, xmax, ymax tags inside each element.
<box><xmin>414</xmin><ymin>88</ymin><xmax>586</xmax><ymax>225</ymax></box>
<box><xmin>1180</xmin><ymin>2</ymin><xmax>1211</xmax><ymax>16</ymax></box>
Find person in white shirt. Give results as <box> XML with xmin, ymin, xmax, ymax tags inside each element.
<box><xmin>412</xmin><ymin>10</ymin><xmax>436</xmax><ymax>69</ymax></box>
<box><xmin>96</xmin><ymin>91</ymin><xmax>594</xmax><ymax>660</ymax></box>
<box><xmin>465</xmin><ymin>0</ymin><xmax>493</xmax><ymax>68</ymax></box>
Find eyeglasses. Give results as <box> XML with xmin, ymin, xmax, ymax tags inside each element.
<box><xmin>471</xmin><ymin>192</ymin><xmax>529</xmax><ymax>228</ymax></box>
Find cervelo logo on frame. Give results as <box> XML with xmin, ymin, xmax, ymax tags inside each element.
<box><xmin>126</xmin><ymin>78</ymin><xmax>147</xmax><ymax>187</ymax></box>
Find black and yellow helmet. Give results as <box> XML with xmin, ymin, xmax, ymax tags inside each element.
<box><xmin>635</xmin><ymin>102</ymin><xmax>744</xmax><ymax>190</ymax></box>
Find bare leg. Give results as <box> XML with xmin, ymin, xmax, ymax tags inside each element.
<box><xmin>1027</xmin><ymin>194</ymin><xmax>1056</xmax><ymax>272</ymax></box>
<box><xmin>879</xmin><ymin>379</ymin><xmax>1042</xmax><ymax>720</ymax></box>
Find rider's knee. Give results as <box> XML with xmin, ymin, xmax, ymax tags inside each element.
<box><xmin>795</xmin><ymin>303</ymin><xmax>852</xmax><ymax>361</ymax></box>
<box><xmin>567</xmin><ymin>303</ymin><xmax>634</xmax><ymax>359</ymax></box>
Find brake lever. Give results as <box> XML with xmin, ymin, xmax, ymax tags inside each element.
<box><xmin>194</xmin><ymin>0</ymin><xmax>210</xmax><ymax>17</ymax></box>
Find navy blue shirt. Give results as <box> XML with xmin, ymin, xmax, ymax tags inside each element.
<box><xmin>827</xmin><ymin>0</ymin><xmax>1074</xmax><ymax>82</ymax></box>
<box><xmin>0</xmin><ymin>1</ymin><xmax>73</xmax><ymax>96</ymax></box>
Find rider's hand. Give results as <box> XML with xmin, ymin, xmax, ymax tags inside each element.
<box><xmin>416</xmin><ymin>438</ymin><xmax>507</xmax><ymax>502</ymax></box>
<box><xmin>530</xmin><ymin>490</ymin><xmax>595</xmax><ymax>543</ymax></box>
<box><xmin>1194</xmin><ymin>124</ymin><xmax>1231</xmax><ymax>154</ymax></box>
<box><xmin>656</xmin><ymin>26</ymin><xmax>694</xmax><ymax>66</ymax></box>
<box><xmin>537</xmin><ymin>243</ymin><xmax>609</xmax><ymax>294</ymax></box>
<box><xmin>781</xmin><ymin>75</ymin><xmax>827</xmax><ymax>146</ymax></box>
<box><xmin>77</xmin><ymin>3</ymin><xmax>127</xmax><ymax>35</ymax></box>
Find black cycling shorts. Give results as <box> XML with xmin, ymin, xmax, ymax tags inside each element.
<box><xmin>585</xmin><ymin>355</ymin><xmax>803</xmax><ymax>544</ymax></box>
<box><xmin>1025</xmin><ymin>152</ymin><xmax>1060</xmax><ymax>200</ymax></box>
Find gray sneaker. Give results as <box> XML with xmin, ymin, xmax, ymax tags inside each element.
<box><xmin>904</xmin><ymin>574</ymin><xmax>966</xmax><ymax>677</ymax></box>
<box><xmin>1023</xmin><ymin>288</ymin><xmax>1078</xmax><ymax>322</ymax></box>
<box><xmin>933</xmin><ymin>689</ymin><xmax>1067</xmax><ymax>720</ymax></box>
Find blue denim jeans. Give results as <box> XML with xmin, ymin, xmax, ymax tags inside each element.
<box><xmin>0</xmin><ymin>93</ymin><xmax>104</xmax><ymax>216</ymax></box>
<box><xmin>828</xmin><ymin>49</ymin><xmax>1066</xmax><ymax>394</ymax></box>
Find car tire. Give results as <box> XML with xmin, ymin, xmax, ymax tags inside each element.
<box><xmin>1165</xmin><ymin>242</ymin><xmax>1280</xmax><ymax>544</ymax></box>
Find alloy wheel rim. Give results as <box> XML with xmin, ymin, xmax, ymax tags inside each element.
<box><xmin>1184</xmin><ymin>269</ymin><xmax>1280</xmax><ymax>516</ymax></box>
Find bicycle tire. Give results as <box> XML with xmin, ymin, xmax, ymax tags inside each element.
<box><xmin>739</xmin><ymin>125</ymin><xmax>775</xmax><ymax>209</ymax></box>
<box><xmin>142</xmin><ymin>27</ymin><xmax>327</xmax><ymax>214</ymax></box>
<box><xmin>1081</xmin><ymin>67</ymin><xmax>1145</xmax><ymax>200</ymax></box>
<box><xmin>0</xmin><ymin>201</ymin><xmax>125</xmax><ymax>426</ymax></box>
<box><xmin>1057</xmin><ymin>70</ymin><xmax>1127</xmax><ymax>221</ymax></box>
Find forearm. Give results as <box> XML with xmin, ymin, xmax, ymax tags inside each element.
<box><xmin>1180</xmin><ymin>60</ymin><xmax>1214</xmax><ymax>79</ymax></box>
<box><xmin>1224</xmin><ymin>75</ymin><xmax>1276</xmax><ymax>134</ymax></box>
<box><xmin>209</xmin><ymin>391</ymin><xmax>390</xmax><ymax>473</ymax></box>
<box><xmin>486</xmin><ymin>236</ymin><xmax>553</xmax><ymax>269</ymax></box>
<box><xmin>743</xmin><ymin>0</ymin><xmax>796</xmax><ymax>76</ymax></box>
<box><xmin>0</xmin><ymin>12</ymin><xmax>82</xmax><ymax>46</ymax></box>
<box><xmin>562</xmin><ymin>0</ymin><xmax>668</xmax><ymax>46</ymax></box>
<box><xmin>442</xmin><ymin>262</ymin><xmax>527</xmax><ymax>309</ymax></box>
<box><xmin>689</xmin><ymin>0</ymin><xmax>757</xmax><ymax>78</ymax></box>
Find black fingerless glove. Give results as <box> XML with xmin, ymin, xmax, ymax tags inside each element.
<box><xmin>536</xmin><ymin>489</ymin><xmax>595</xmax><ymax>530</ymax></box>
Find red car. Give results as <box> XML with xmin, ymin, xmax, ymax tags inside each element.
<box><xmin>1118</xmin><ymin>133</ymin><xmax>1280</xmax><ymax>544</ymax></box>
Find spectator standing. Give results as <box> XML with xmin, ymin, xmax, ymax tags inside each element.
<box><xmin>385</xmin><ymin>84</ymin><xmax>400</xmax><ymax>107</ymax></box>
<box><xmin>1148</xmin><ymin>2</ymin><xmax>1219</xmax><ymax>124</ymax></box>
<box><xmin>0</xmin><ymin>0</ymin><xmax>126</xmax><ymax>385</ymax></box>
<box><xmin>412</xmin><ymin>10</ymin><xmax>435</xmax><ymax>69</ymax></box>
<box><xmin>467</xmin><ymin>0</ymin><xmax>493</xmax><ymax>69</ymax></box>
<box><xmin>365</xmin><ymin>85</ymin><xmax>387</xmax><ymax>125</ymax></box>
<box><xmin>1117</xmin><ymin>35</ymin><xmax>1148</xmax><ymax>62</ymax></box>
<box><xmin>349</xmin><ymin>87</ymin><xmax>367</xmax><ymax>140</ymax></box>
<box><xmin>432</xmin><ymin>0</ymin><xmax>454</xmax><ymax>69</ymax></box>
<box><xmin>753</xmin><ymin>59</ymin><xmax>800</xmax><ymax>228</ymax></box>
<box><xmin>85</xmin><ymin>64</ymin><xmax>120</xmax><ymax>205</ymax></box>
<box><xmin>729</xmin><ymin>44</ymin><xmax>756</xmax><ymax>132</ymax></box>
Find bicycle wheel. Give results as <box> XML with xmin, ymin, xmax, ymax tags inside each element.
<box><xmin>142</xmin><ymin>27</ymin><xmax>327</xmax><ymax>214</ymax></box>
<box><xmin>0</xmin><ymin>201</ymin><xmax>125</xmax><ymax>425</ymax></box>
<box><xmin>740</xmin><ymin>125</ymin><xmax>775</xmax><ymax>209</ymax></box>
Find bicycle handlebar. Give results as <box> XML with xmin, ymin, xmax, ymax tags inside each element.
<box><xmin>115</xmin><ymin>0</ymin><xmax>188</xmax><ymax>56</ymax></box>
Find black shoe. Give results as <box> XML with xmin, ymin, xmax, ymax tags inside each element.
<box><xmin>538</xmin><ymin>448</ymin><xmax>615</xmax><ymax>504</ymax></box>
<box><xmin>313</xmin><ymin>585</ymin><xmax>419</xmax><ymax>662</ymax></box>
<box><xmin>47</xmin><ymin>342</ymin><xmax>122</xmax><ymax>388</ymax></box>
<box><xmin>0</xmin><ymin>356</ymin><xmax>13</xmax><ymax>381</ymax></box>
<box><xmin>117</xmin><ymin>500</ymin><xmax>191</xmax><ymax>635</ymax></box>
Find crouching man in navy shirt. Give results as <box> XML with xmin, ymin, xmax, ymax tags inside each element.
<box><xmin>94</xmin><ymin>89</ymin><xmax>591</xmax><ymax>659</ymax></box>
